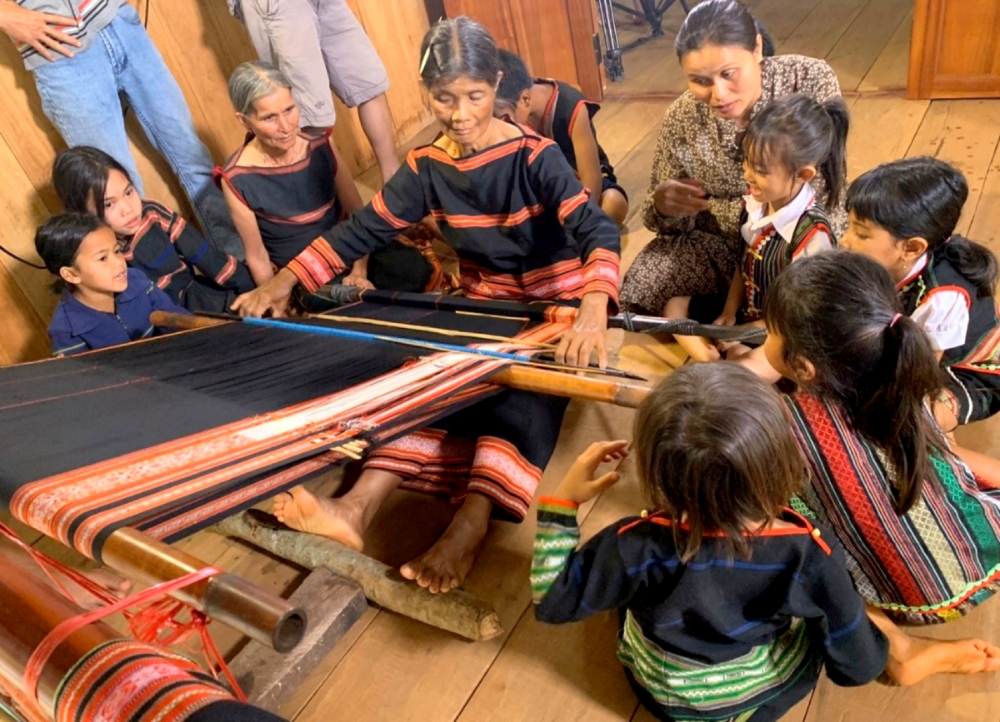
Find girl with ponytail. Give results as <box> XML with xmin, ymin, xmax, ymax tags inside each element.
<box><xmin>843</xmin><ymin>156</ymin><xmax>1000</xmax><ymax>429</ymax></box>
<box><xmin>689</xmin><ymin>93</ymin><xmax>848</xmax><ymax>366</ymax></box>
<box><xmin>763</xmin><ymin>251</ymin><xmax>1000</xmax><ymax>685</ymax></box>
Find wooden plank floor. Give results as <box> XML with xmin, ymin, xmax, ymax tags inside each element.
<box><xmin>7</xmin><ymin>2</ymin><xmax>1000</xmax><ymax>721</ymax></box>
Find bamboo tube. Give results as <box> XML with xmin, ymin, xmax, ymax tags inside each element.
<box><xmin>0</xmin><ymin>549</ymin><xmax>119</xmax><ymax>715</ymax></box>
<box><xmin>491</xmin><ymin>366</ymin><xmax>649</xmax><ymax>408</ymax></box>
<box><xmin>100</xmin><ymin>528</ymin><xmax>305</xmax><ymax>653</ymax></box>
<box><xmin>214</xmin><ymin>512</ymin><xmax>504</xmax><ymax>642</ymax></box>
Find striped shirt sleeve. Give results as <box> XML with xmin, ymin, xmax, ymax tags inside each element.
<box><xmin>532</xmin><ymin>499</ymin><xmax>637</xmax><ymax>623</ymax></box>
<box><xmin>168</xmin><ymin>207</ymin><xmax>255</xmax><ymax>293</ymax></box>
<box><xmin>287</xmin><ymin>161</ymin><xmax>429</xmax><ymax>292</ymax></box>
<box><xmin>529</xmin><ymin>143</ymin><xmax>621</xmax><ymax>308</ymax></box>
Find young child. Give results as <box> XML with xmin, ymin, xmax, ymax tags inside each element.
<box><xmin>762</xmin><ymin>251</ymin><xmax>1000</xmax><ymax>685</ymax></box>
<box><xmin>842</xmin><ymin>156</ymin><xmax>1000</xmax><ymax>429</ymax></box>
<box><xmin>495</xmin><ymin>49</ymin><xmax>629</xmax><ymax>225</ymax></box>
<box><xmin>680</xmin><ymin>93</ymin><xmax>848</xmax><ymax>364</ymax></box>
<box><xmin>531</xmin><ymin>362</ymin><xmax>888</xmax><ymax>722</ymax></box>
<box><xmin>53</xmin><ymin>147</ymin><xmax>254</xmax><ymax>314</ymax></box>
<box><xmin>36</xmin><ymin>213</ymin><xmax>188</xmax><ymax>357</ymax></box>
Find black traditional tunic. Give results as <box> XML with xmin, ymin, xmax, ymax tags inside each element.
<box><xmin>283</xmin><ymin>122</ymin><xmax>621</xmax><ymax>520</ymax></box>
<box><xmin>534</xmin><ymin>78</ymin><xmax>626</xmax><ymax>200</ymax></box>
<box><xmin>739</xmin><ymin>185</ymin><xmax>834</xmax><ymax>321</ymax></box>
<box><xmin>897</xmin><ymin>251</ymin><xmax>1000</xmax><ymax>423</ymax></box>
<box><xmin>531</xmin><ymin>500</ymin><xmax>888</xmax><ymax>722</ymax></box>
<box><xmin>122</xmin><ymin>200</ymin><xmax>253</xmax><ymax>314</ymax></box>
<box><xmin>214</xmin><ymin>129</ymin><xmax>430</xmax><ymax>290</ymax></box>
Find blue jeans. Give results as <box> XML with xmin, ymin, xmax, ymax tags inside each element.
<box><xmin>33</xmin><ymin>5</ymin><xmax>244</xmax><ymax>258</ymax></box>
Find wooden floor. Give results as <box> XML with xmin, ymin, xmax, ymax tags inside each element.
<box><xmin>8</xmin><ymin>1</ymin><xmax>1000</xmax><ymax>720</ymax></box>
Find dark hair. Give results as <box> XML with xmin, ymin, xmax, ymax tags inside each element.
<box><xmin>634</xmin><ymin>362</ymin><xmax>803</xmax><ymax>561</ymax></box>
<box><xmin>765</xmin><ymin>252</ymin><xmax>946</xmax><ymax>514</ymax></box>
<box><xmin>743</xmin><ymin>94</ymin><xmax>850</xmax><ymax>209</ymax></box>
<box><xmin>35</xmin><ymin>212</ymin><xmax>107</xmax><ymax>292</ymax></box>
<box><xmin>495</xmin><ymin>49</ymin><xmax>532</xmax><ymax>112</ymax></box>
<box><xmin>675</xmin><ymin>0</ymin><xmax>775</xmax><ymax>59</ymax></box>
<box><xmin>53</xmin><ymin>146</ymin><xmax>132</xmax><ymax>221</ymax></box>
<box><xmin>847</xmin><ymin>156</ymin><xmax>998</xmax><ymax>298</ymax></box>
<box><xmin>419</xmin><ymin>17</ymin><xmax>500</xmax><ymax>89</ymax></box>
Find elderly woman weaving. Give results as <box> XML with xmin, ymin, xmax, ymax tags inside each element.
<box><xmin>231</xmin><ymin>17</ymin><xmax>621</xmax><ymax>594</ymax></box>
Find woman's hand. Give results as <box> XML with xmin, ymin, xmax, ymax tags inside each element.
<box><xmin>653</xmin><ymin>178</ymin><xmax>710</xmax><ymax>217</ymax></box>
<box><xmin>713</xmin><ymin>311</ymin><xmax>737</xmax><ymax>326</ymax></box>
<box><xmin>555</xmin><ymin>292</ymin><xmax>609</xmax><ymax>369</ymax></box>
<box><xmin>230</xmin><ymin>268</ymin><xmax>299</xmax><ymax>318</ymax></box>
<box><xmin>343</xmin><ymin>273</ymin><xmax>375</xmax><ymax>291</ymax></box>
<box><xmin>553</xmin><ymin>440</ymin><xmax>629</xmax><ymax>505</ymax></box>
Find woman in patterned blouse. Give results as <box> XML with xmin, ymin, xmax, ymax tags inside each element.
<box><xmin>620</xmin><ymin>0</ymin><xmax>844</xmax><ymax>320</ymax></box>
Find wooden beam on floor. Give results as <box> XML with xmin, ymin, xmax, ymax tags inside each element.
<box><xmin>228</xmin><ymin>567</ymin><xmax>368</xmax><ymax>712</ymax></box>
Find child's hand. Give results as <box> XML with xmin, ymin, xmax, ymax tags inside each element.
<box><xmin>553</xmin><ymin>440</ymin><xmax>629</xmax><ymax>504</ymax></box>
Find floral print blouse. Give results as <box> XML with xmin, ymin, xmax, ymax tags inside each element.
<box><xmin>640</xmin><ymin>54</ymin><xmax>845</xmax><ymax>239</ymax></box>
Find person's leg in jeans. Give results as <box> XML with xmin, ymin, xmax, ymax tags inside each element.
<box><xmin>315</xmin><ymin>0</ymin><xmax>399</xmax><ymax>181</ymax></box>
<box><xmin>32</xmin><ymin>30</ymin><xmax>144</xmax><ymax>195</ymax></box>
<box><xmin>107</xmin><ymin>5</ymin><xmax>244</xmax><ymax>258</ymax></box>
<box><xmin>239</xmin><ymin>0</ymin><xmax>338</xmax><ymax>131</ymax></box>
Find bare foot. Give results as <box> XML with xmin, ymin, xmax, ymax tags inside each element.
<box><xmin>272</xmin><ymin>486</ymin><xmax>365</xmax><ymax>551</ymax></box>
<box><xmin>400</xmin><ymin>501</ymin><xmax>490</xmax><ymax>594</ymax></box>
<box><xmin>888</xmin><ymin>637</ymin><xmax>1000</xmax><ymax>686</ymax></box>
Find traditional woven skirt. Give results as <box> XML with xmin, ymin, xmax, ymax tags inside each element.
<box><xmin>364</xmin><ymin>390</ymin><xmax>570</xmax><ymax>522</ymax></box>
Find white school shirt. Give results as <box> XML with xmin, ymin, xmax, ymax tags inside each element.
<box><xmin>899</xmin><ymin>254</ymin><xmax>970</xmax><ymax>352</ymax></box>
<box><xmin>740</xmin><ymin>183</ymin><xmax>833</xmax><ymax>258</ymax></box>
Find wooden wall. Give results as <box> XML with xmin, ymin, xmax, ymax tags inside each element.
<box><xmin>909</xmin><ymin>0</ymin><xmax>1000</xmax><ymax>98</ymax></box>
<box><xmin>0</xmin><ymin>0</ymin><xmax>434</xmax><ymax>365</ymax></box>
<box><xmin>442</xmin><ymin>0</ymin><xmax>604</xmax><ymax>100</ymax></box>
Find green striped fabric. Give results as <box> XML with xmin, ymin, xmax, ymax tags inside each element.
<box><xmin>617</xmin><ymin>611</ymin><xmax>816</xmax><ymax>719</ymax></box>
<box><xmin>531</xmin><ymin>501</ymin><xmax>580</xmax><ymax>602</ymax></box>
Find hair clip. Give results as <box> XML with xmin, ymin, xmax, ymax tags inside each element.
<box><xmin>419</xmin><ymin>43</ymin><xmax>433</xmax><ymax>74</ymax></box>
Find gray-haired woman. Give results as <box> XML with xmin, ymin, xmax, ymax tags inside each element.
<box><xmin>215</xmin><ymin>62</ymin><xmax>434</xmax><ymax>293</ymax></box>
<box><xmin>215</xmin><ymin>61</ymin><xmax>371</xmax><ymax>288</ymax></box>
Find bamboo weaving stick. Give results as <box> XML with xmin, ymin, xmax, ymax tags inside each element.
<box><xmin>150</xmin><ymin>311</ymin><xmax>652</xmax><ymax>399</ymax></box>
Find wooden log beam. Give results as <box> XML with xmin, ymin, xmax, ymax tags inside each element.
<box><xmin>214</xmin><ymin>511</ymin><xmax>503</xmax><ymax>642</ymax></box>
<box><xmin>227</xmin><ymin>568</ymin><xmax>368</xmax><ymax>712</ymax></box>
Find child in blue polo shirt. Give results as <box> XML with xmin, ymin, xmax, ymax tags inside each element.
<box><xmin>35</xmin><ymin>213</ymin><xmax>189</xmax><ymax>357</ymax></box>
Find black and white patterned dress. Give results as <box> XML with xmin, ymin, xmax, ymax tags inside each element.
<box><xmin>620</xmin><ymin>54</ymin><xmax>843</xmax><ymax>315</ymax></box>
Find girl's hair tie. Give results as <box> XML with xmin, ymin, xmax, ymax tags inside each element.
<box><xmin>889</xmin><ymin>313</ymin><xmax>902</xmax><ymax>329</ymax></box>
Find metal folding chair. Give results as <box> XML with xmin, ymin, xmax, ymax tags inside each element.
<box><xmin>595</xmin><ymin>0</ymin><xmax>690</xmax><ymax>81</ymax></box>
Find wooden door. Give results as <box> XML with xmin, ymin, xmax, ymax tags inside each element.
<box><xmin>442</xmin><ymin>0</ymin><xmax>603</xmax><ymax>100</ymax></box>
<box><xmin>909</xmin><ymin>0</ymin><xmax>1000</xmax><ymax>99</ymax></box>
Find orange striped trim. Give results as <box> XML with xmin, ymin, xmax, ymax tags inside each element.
<box><xmin>567</xmin><ymin>99</ymin><xmax>598</xmax><ymax>138</ymax></box>
<box><xmin>429</xmin><ymin>203</ymin><xmax>545</xmax><ymax>229</ymax></box>
<box><xmin>538</xmin><ymin>496</ymin><xmax>579</xmax><ymax>510</ymax></box>
<box><xmin>215</xmin><ymin>255</ymin><xmax>237</xmax><ymax>285</ymax></box>
<box><xmin>411</xmin><ymin>136</ymin><xmax>534</xmax><ymax>171</ymax></box>
<box><xmin>286</xmin><ymin>237</ymin><xmax>347</xmax><ymax>292</ymax></box>
<box><xmin>557</xmin><ymin>190</ymin><xmax>589</xmax><ymax>224</ymax></box>
<box><xmin>372</xmin><ymin>191</ymin><xmax>412</xmax><ymax>229</ymax></box>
